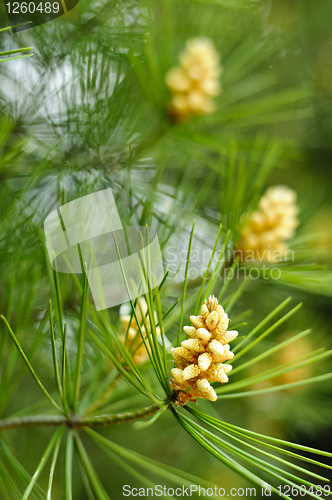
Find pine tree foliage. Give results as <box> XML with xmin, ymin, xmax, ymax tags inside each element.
<box><xmin>0</xmin><ymin>23</ymin><xmax>33</xmax><ymax>63</ymax></box>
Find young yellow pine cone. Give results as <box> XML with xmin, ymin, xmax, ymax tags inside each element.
<box><xmin>171</xmin><ymin>346</ymin><xmax>198</xmax><ymax>365</ymax></box>
<box><xmin>196</xmin><ymin>379</ymin><xmax>217</xmax><ymax>402</ymax></box>
<box><xmin>189</xmin><ymin>315</ymin><xmax>206</xmax><ymax>330</ymax></box>
<box><xmin>236</xmin><ymin>186</ymin><xmax>299</xmax><ymax>263</ymax></box>
<box><xmin>170</xmin><ymin>295</ymin><xmax>237</xmax><ymax>404</ymax></box>
<box><xmin>119</xmin><ymin>299</ymin><xmax>160</xmax><ymax>365</ymax></box>
<box><xmin>197</xmin><ymin>352</ymin><xmax>213</xmax><ymax>371</ymax></box>
<box><xmin>165</xmin><ymin>38</ymin><xmax>222</xmax><ymax>121</ymax></box>
<box><xmin>181</xmin><ymin>339</ymin><xmax>205</xmax><ymax>353</ymax></box>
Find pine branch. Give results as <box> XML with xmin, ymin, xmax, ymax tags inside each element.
<box><xmin>0</xmin><ymin>405</ymin><xmax>162</xmax><ymax>432</ymax></box>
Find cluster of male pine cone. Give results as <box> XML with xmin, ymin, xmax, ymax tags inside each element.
<box><xmin>165</xmin><ymin>37</ymin><xmax>222</xmax><ymax>121</ymax></box>
<box><xmin>170</xmin><ymin>295</ymin><xmax>237</xmax><ymax>404</ymax></box>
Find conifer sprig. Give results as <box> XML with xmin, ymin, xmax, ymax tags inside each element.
<box><xmin>0</xmin><ymin>23</ymin><xmax>33</xmax><ymax>63</ymax></box>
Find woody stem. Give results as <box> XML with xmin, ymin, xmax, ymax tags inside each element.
<box><xmin>0</xmin><ymin>404</ymin><xmax>162</xmax><ymax>432</ymax></box>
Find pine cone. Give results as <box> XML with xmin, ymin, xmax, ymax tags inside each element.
<box><xmin>165</xmin><ymin>38</ymin><xmax>222</xmax><ymax>121</ymax></box>
<box><xmin>237</xmin><ymin>186</ymin><xmax>299</xmax><ymax>263</ymax></box>
<box><xmin>170</xmin><ymin>295</ymin><xmax>237</xmax><ymax>404</ymax></box>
